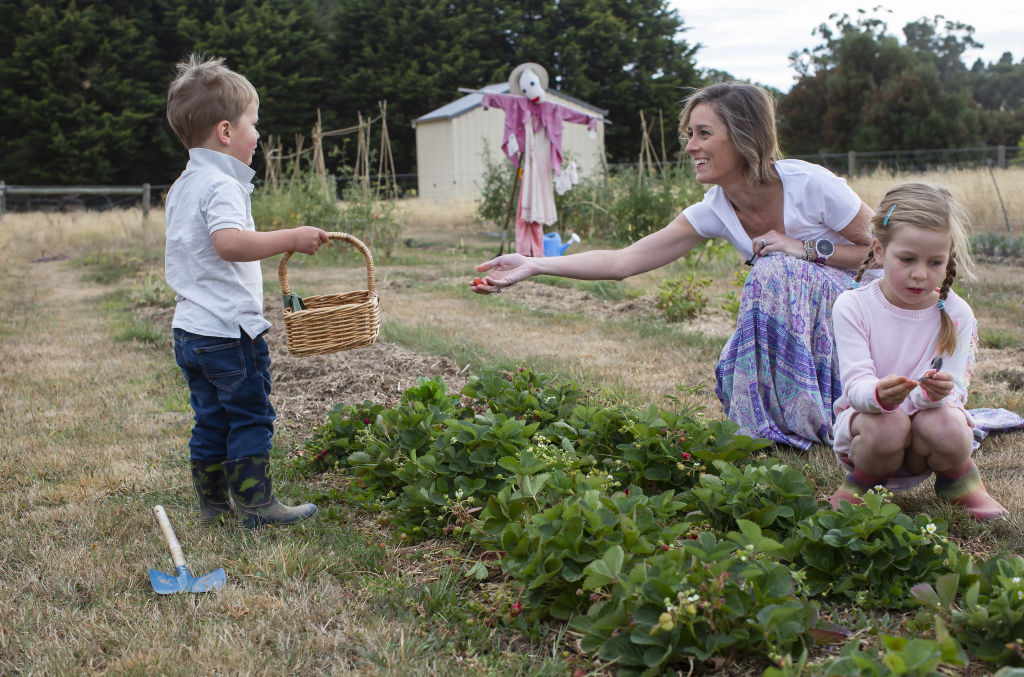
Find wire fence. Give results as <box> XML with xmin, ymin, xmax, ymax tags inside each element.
<box><xmin>1</xmin><ymin>145</ymin><xmax>1020</xmax><ymax>214</ymax></box>
<box><xmin>0</xmin><ymin>181</ymin><xmax>164</xmax><ymax>216</ymax></box>
<box><xmin>792</xmin><ymin>145</ymin><xmax>1021</xmax><ymax>177</ymax></box>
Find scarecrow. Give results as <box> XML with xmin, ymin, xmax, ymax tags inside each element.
<box><xmin>481</xmin><ymin>63</ymin><xmax>599</xmax><ymax>256</ymax></box>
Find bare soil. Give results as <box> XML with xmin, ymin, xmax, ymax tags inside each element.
<box><xmin>146</xmin><ymin>302</ymin><xmax>471</xmax><ymax>439</ymax></box>
<box><xmin>261</xmin><ymin>275</ymin><xmax>741</xmax><ymax>442</ymax></box>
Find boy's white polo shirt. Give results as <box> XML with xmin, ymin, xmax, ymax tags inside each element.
<box><xmin>165</xmin><ymin>148</ymin><xmax>271</xmax><ymax>339</ymax></box>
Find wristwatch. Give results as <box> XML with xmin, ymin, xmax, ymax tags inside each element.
<box><xmin>808</xmin><ymin>239</ymin><xmax>834</xmax><ymax>264</ymax></box>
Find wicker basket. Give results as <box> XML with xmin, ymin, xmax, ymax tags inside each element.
<box><xmin>278</xmin><ymin>232</ymin><xmax>380</xmax><ymax>357</ymax></box>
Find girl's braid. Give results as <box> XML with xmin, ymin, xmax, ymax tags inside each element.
<box><xmin>936</xmin><ymin>251</ymin><xmax>959</xmax><ymax>355</ymax></box>
<box><xmin>851</xmin><ymin>248</ymin><xmax>875</xmax><ymax>288</ymax></box>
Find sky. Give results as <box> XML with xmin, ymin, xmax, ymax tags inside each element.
<box><xmin>670</xmin><ymin>1</ymin><xmax>1023</xmax><ymax>92</ymax></box>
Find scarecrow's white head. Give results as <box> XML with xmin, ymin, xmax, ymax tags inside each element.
<box><xmin>518</xmin><ymin>68</ymin><xmax>545</xmax><ymax>103</ymax></box>
<box><xmin>508</xmin><ymin>62</ymin><xmax>549</xmax><ymax>104</ymax></box>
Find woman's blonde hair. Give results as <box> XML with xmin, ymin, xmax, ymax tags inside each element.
<box><xmin>678</xmin><ymin>81</ymin><xmax>782</xmax><ymax>185</ymax></box>
<box><xmin>852</xmin><ymin>182</ymin><xmax>975</xmax><ymax>356</ymax></box>
<box><xmin>166</xmin><ymin>54</ymin><xmax>258</xmax><ymax>149</ymax></box>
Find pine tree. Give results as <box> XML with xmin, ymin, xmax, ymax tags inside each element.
<box><xmin>0</xmin><ymin>0</ymin><xmax>171</xmax><ymax>184</ymax></box>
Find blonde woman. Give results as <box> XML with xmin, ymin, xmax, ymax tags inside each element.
<box><xmin>474</xmin><ymin>81</ymin><xmax>873</xmax><ymax>449</ymax></box>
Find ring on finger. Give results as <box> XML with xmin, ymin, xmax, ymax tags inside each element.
<box><xmin>760</xmin><ymin>238</ymin><xmax>767</xmax><ymax>248</ymax></box>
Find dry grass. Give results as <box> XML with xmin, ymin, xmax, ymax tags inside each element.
<box><xmin>0</xmin><ymin>212</ymin><xmax>571</xmax><ymax>676</ymax></box>
<box><xmin>1</xmin><ymin>163</ymin><xmax>1022</xmax><ymax>675</ymax></box>
<box><xmin>0</xmin><ymin>208</ymin><xmax>165</xmax><ymax>258</ymax></box>
<box><xmin>395</xmin><ymin>198</ymin><xmax>480</xmax><ymax>232</ymax></box>
<box><xmin>849</xmin><ymin>165</ymin><xmax>1024</xmax><ymax>235</ymax></box>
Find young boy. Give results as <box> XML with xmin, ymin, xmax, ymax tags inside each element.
<box><xmin>164</xmin><ymin>54</ymin><xmax>329</xmax><ymax>528</ymax></box>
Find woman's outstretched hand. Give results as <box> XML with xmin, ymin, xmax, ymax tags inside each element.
<box><xmin>470</xmin><ymin>253</ymin><xmax>537</xmax><ymax>294</ymax></box>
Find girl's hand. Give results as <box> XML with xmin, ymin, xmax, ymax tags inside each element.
<box><xmin>918</xmin><ymin>370</ymin><xmax>954</xmax><ymax>402</ymax></box>
<box><xmin>875</xmin><ymin>374</ymin><xmax>917</xmax><ymax>410</ymax></box>
<box><xmin>472</xmin><ymin>254</ymin><xmax>536</xmax><ymax>294</ymax></box>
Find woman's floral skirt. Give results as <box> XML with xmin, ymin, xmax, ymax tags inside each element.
<box><xmin>715</xmin><ymin>255</ymin><xmax>855</xmax><ymax>449</ymax></box>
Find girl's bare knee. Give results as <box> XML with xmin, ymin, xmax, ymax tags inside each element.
<box><xmin>912</xmin><ymin>409</ymin><xmax>972</xmax><ymax>449</ymax></box>
<box><xmin>854</xmin><ymin>412</ymin><xmax>911</xmax><ymax>453</ymax></box>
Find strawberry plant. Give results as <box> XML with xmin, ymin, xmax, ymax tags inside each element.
<box><xmin>679</xmin><ymin>460</ymin><xmax>819</xmax><ymax>539</ymax></box>
<box><xmin>299</xmin><ymin>368</ymin><xmax>757</xmax><ymax>543</ymax></box>
<box><xmin>764</xmin><ymin>618</ymin><xmax>967</xmax><ymax>676</ymax></box>
<box><xmin>573</xmin><ymin>525</ymin><xmax>821</xmax><ymax>673</ymax></box>
<box><xmin>791</xmin><ymin>488</ymin><xmax>954</xmax><ymax>608</ymax></box>
<box><xmin>387</xmin><ymin>412</ymin><xmax>542</xmax><ymax>535</ymax></box>
<box><xmin>609</xmin><ymin>406</ymin><xmax>770</xmax><ymax>490</ymax></box>
<box><xmin>462</xmin><ymin>367</ymin><xmax>585</xmax><ymax>423</ymax></box>
<box><xmin>479</xmin><ymin>484</ymin><xmax>691</xmax><ymax>621</ymax></box>
<box><xmin>909</xmin><ymin>554</ymin><xmax>1024</xmax><ymax>665</ymax></box>
<box><xmin>295</xmin><ymin>367</ymin><xmax>1018</xmax><ymax>673</ymax></box>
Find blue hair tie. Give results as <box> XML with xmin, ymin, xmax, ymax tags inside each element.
<box><xmin>882</xmin><ymin>205</ymin><xmax>896</xmax><ymax>226</ymax></box>
<box><xmin>850</xmin><ymin>281</ymin><xmax>860</xmax><ymax>289</ymax></box>
<box><xmin>938</xmin><ymin>299</ymin><xmax>947</xmax><ymax>311</ymax></box>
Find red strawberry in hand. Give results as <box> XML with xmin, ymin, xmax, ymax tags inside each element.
<box><xmin>472</xmin><ymin>277</ymin><xmax>484</xmax><ymax>286</ymax></box>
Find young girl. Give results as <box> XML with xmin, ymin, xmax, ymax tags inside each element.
<box><xmin>828</xmin><ymin>183</ymin><xmax>1007</xmax><ymax>521</ymax></box>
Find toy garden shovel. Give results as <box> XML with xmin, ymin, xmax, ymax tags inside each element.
<box><xmin>149</xmin><ymin>505</ymin><xmax>226</xmax><ymax>594</ymax></box>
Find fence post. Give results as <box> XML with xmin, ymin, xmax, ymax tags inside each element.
<box><xmin>0</xmin><ymin>181</ymin><xmax>5</xmax><ymax>219</ymax></box>
<box><xmin>997</xmin><ymin>145</ymin><xmax>1006</xmax><ymax>169</ymax></box>
<box><xmin>847</xmin><ymin>150</ymin><xmax>856</xmax><ymax>177</ymax></box>
<box><xmin>142</xmin><ymin>183</ymin><xmax>151</xmax><ymax>223</ymax></box>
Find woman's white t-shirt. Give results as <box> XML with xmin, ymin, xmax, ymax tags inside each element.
<box><xmin>681</xmin><ymin>159</ymin><xmax>863</xmax><ymax>262</ymax></box>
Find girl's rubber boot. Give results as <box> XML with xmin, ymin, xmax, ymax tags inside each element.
<box><xmin>224</xmin><ymin>455</ymin><xmax>317</xmax><ymax>528</ymax></box>
<box><xmin>828</xmin><ymin>474</ymin><xmax>866</xmax><ymax>509</ymax></box>
<box><xmin>190</xmin><ymin>459</ymin><xmax>233</xmax><ymax>525</ymax></box>
<box><xmin>934</xmin><ymin>460</ymin><xmax>1008</xmax><ymax>521</ymax></box>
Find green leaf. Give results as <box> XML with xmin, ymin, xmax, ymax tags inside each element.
<box><xmin>346</xmin><ymin>451</ymin><xmax>373</xmax><ymax>466</ymax></box>
<box><xmin>642</xmin><ymin>643</ymin><xmax>672</xmax><ymax>669</ymax></box>
<box><xmin>909</xmin><ymin>583</ymin><xmax>940</xmax><ymax>608</ymax></box>
<box><xmin>935</xmin><ymin>573</ymin><xmax>959</xmax><ymax>608</ymax></box>
<box><xmin>465</xmin><ymin>561</ymin><xmax>489</xmax><ymax>581</ymax></box>
<box><xmin>582</xmin><ymin>545</ymin><xmax>625</xmax><ymax>589</ymax></box>
<box><xmin>736</xmin><ymin>519</ymin><xmax>762</xmax><ymax>543</ymax></box>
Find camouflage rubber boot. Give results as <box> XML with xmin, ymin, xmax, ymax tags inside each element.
<box><xmin>224</xmin><ymin>455</ymin><xmax>317</xmax><ymax>528</ymax></box>
<box><xmin>190</xmin><ymin>460</ymin><xmax>233</xmax><ymax>525</ymax></box>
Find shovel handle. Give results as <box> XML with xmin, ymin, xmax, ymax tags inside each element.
<box><xmin>153</xmin><ymin>505</ymin><xmax>188</xmax><ymax>570</ymax></box>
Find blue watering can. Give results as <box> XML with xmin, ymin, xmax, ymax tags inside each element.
<box><xmin>543</xmin><ymin>232</ymin><xmax>581</xmax><ymax>257</ymax></box>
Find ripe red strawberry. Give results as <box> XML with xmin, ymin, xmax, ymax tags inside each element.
<box><xmin>472</xmin><ymin>277</ymin><xmax>484</xmax><ymax>286</ymax></box>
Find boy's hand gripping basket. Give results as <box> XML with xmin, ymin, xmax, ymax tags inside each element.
<box><xmin>278</xmin><ymin>232</ymin><xmax>380</xmax><ymax>357</ymax></box>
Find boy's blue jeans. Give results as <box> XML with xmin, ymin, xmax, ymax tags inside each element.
<box><xmin>173</xmin><ymin>328</ymin><xmax>275</xmax><ymax>462</ymax></box>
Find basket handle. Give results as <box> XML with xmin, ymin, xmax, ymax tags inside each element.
<box><xmin>278</xmin><ymin>231</ymin><xmax>376</xmax><ymax>299</ymax></box>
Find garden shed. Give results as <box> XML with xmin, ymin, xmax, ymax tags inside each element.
<box><xmin>412</xmin><ymin>83</ymin><xmax>608</xmax><ymax>202</ymax></box>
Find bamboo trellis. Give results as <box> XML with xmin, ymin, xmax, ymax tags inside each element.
<box><xmin>260</xmin><ymin>103</ymin><xmax>397</xmax><ymax>199</ymax></box>
<box><xmin>638</xmin><ymin>110</ymin><xmax>665</xmax><ymax>183</ymax></box>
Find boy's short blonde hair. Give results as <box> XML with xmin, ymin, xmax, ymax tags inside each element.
<box><xmin>166</xmin><ymin>54</ymin><xmax>258</xmax><ymax>149</ymax></box>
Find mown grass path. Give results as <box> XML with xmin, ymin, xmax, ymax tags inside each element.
<box><xmin>0</xmin><ymin>257</ymin><xmax>571</xmax><ymax>676</ymax></box>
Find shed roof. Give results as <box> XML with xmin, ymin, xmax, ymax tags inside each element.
<box><xmin>412</xmin><ymin>83</ymin><xmax>609</xmax><ymax>128</ymax></box>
